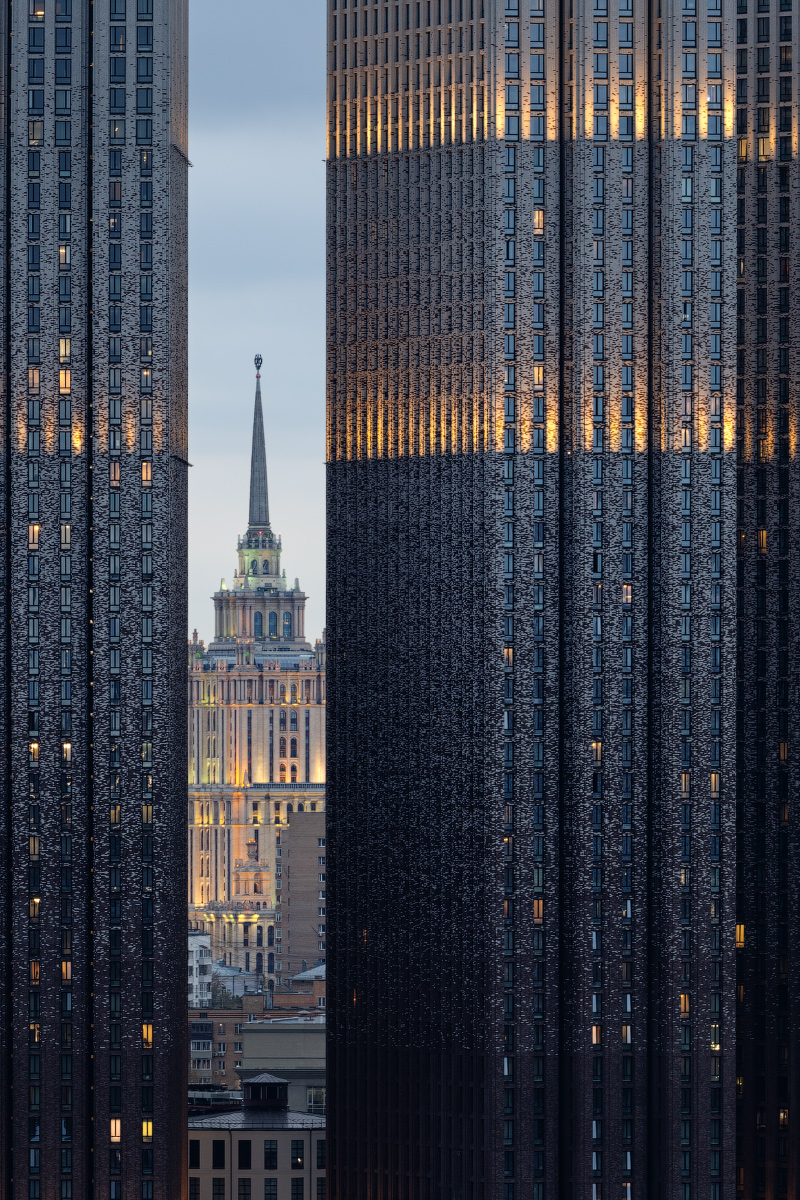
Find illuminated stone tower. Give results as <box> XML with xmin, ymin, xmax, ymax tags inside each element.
<box><xmin>326</xmin><ymin>0</ymin><xmax>798</xmax><ymax>1196</ymax></box>
<box><xmin>0</xmin><ymin>0</ymin><xmax>188</xmax><ymax>1197</ymax></box>
<box><xmin>188</xmin><ymin>360</ymin><xmax>327</xmax><ymax>989</ymax></box>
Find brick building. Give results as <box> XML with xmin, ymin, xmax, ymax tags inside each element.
<box><xmin>0</xmin><ymin>0</ymin><xmax>188</xmax><ymax>1197</ymax></box>
<box><xmin>188</xmin><ymin>972</ymin><xmax>327</xmax><ymax>1091</ymax></box>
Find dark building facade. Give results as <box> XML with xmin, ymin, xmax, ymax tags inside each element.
<box><xmin>326</xmin><ymin>1</ymin><xmax>798</xmax><ymax>1197</ymax></box>
<box><xmin>0</xmin><ymin>1</ymin><xmax>188</xmax><ymax>1198</ymax></box>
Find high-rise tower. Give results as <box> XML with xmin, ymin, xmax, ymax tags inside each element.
<box><xmin>187</xmin><ymin>361</ymin><xmax>326</xmax><ymax>990</ymax></box>
<box><xmin>0</xmin><ymin>1</ymin><xmax>188</xmax><ymax>1197</ymax></box>
<box><xmin>326</xmin><ymin>1</ymin><xmax>798</xmax><ymax>1196</ymax></box>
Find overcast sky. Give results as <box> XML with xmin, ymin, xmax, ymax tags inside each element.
<box><xmin>188</xmin><ymin>0</ymin><xmax>327</xmax><ymax>645</ymax></box>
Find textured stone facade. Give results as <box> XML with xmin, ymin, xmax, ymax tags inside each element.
<box><xmin>188</xmin><ymin>369</ymin><xmax>327</xmax><ymax>987</ymax></box>
<box><xmin>0</xmin><ymin>1</ymin><xmax>188</xmax><ymax>1197</ymax></box>
<box><xmin>327</xmin><ymin>0</ymin><xmax>797</xmax><ymax>1197</ymax></box>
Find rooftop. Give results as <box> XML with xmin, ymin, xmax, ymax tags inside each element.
<box><xmin>188</xmin><ymin>1109</ymin><xmax>325</xmax><ymax>1132</ymax></box>
<box><xmin>291</xmin><ymin>965</ymin><xmax>326</xmax><ymax>982</ymax></box>
<box><xmin>252</xmin><ymin>1014</ymin><xmax>326</xmax><ymax>1026</ymax></box>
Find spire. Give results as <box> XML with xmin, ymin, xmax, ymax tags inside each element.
<box><xmin>248</xmin><ymin>355</ymin><xmax>269</xmax><ymax>528</ymax></box>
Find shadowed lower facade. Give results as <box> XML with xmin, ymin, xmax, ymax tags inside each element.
<box><xmin>326</xmin><ymin>0</ymin><xmax>799</xmax><ymax>1197</ymax></box>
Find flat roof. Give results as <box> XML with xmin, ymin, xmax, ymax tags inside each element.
<box><xmin>188</xmin><ymin>1109</ymin><xmax>326</xmax><ymax>1132</ymax></box>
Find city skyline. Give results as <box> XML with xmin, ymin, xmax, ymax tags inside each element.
<box><xmin>4</xmin><ymin>1</ymin><xmax>800</xmax><ymax>1198</ymax></box>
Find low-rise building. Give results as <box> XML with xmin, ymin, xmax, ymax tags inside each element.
<box><xmin>188</xmin><ymin>968</ymin><xmax>327</xmax><ymax>1090</ymax></box>
<box><xmin>188</xmin><ymin>1075</ymin><xmax>326</xmax><ymax>1200</ymax></box>
<box><xmin>239</xmin><ymin>1016</ymin><xmax>326</xmax><ymax>1116</ymax></box>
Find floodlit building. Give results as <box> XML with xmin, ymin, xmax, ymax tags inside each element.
<box><xmin>188</xmin><ymin>362</ymin><xmax>327</xmax><ymax>985</ymax></box>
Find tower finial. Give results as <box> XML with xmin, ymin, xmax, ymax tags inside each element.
<box><xmin>248</xmin><ymin>356</ymin><xmax>269</xmax><ymax>528</ymax></box>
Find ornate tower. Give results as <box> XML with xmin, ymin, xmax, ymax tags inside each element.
<box><xmin>214</xmin><ymin>359</ymin><xmax>309</xmax><ymax>646</ymax></box>
<box><xmin>187</xmin><ymin>360</ymin><xmax>326</xmax><ymax>1009</ymax></box>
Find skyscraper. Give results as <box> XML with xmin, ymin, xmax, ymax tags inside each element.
<box><xmin>326</xmin><ymin>1</ymin><xmax>797</xmax><ymax>1196</ymax></box>
<box><xmin>0</xmin><ymin>1</ymin><xmax>188</xmax><ymax>1197</ymax></box>
<box><xmin>187</xmin><ymin>362</ymin><xmax>326</xmax><ymax>985</ymax></box>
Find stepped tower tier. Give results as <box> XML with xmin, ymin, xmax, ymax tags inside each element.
<box><xmin>211</xmin><ymin>358</ymin><xmax>310</xmax><ymax>648</ymax></box>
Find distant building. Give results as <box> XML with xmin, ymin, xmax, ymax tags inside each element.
<box><xmin>187</xmin><ymin>969</ymin><xmax>327</xmax><ymax>1092</ymax></box>
<box><xmin>188</xmin><ymin>1075</ymin><xmax>326</xmax><ymax>1200</ymax></box>
<box><xmin>282</xmin><ymin>810</ymin><xmax>328</xmax><ymax>977</ymax></box>
<box><xmin>188</xmin><ymin>930</ymin><xmax>212</xmax><ymax>1008</ymax></box>
<box><xmin>239</xmin><ymin>1016</ymin><xmax>326</xmax><ymax>1117</ymax></box>
<box><xmin>211</xmin><ymin>961</ymin><xmax>260</xmax><ymax>1000</ymax></box>
<box><xmin>188</xmin><ymin>360</ymin><xmax>326</xmax><ymax>985</ymax></box>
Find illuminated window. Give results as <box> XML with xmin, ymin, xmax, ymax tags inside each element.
<box><xmin>622</xmin><ymin>583</ymin><xmax>632</xmax><ymax>605</ymax></box>
<box><xmin>622</xmin><ymin>1024</ymin><xmax>631</xmax><ymax>1044</ymax></box>
<box><xmin>711</xmin><ymin>1024</ymin><xmax>720</xmax><ymax>1051</ymax></box>
<box><xmin>110</xmin><ymin>1119</ymin><xmax>121</xmax><ymax>1143</ymax></box>
<box><xmin>533</xmin><ymin>898</ymin><xmax>544</xmax><ymax>924</ymax></box>
<box><xmin>680</xmin><ymin>993</ymin><xmax>691</xmax><ymax>1015</ymax></box>
<box><xmin>736</xmin><ymin>923</ymin><xmax>745</xmax><ymax>948</ymax></box>
<box><xmin>142</xmin><ymin>1120</ymin><xmax>153</xmax><ymax>1143</ymax></box>
<box><xmin>61</xmin><ymin>961</ymin><xmax>71</xmax><ymax>983</ymax></box>
<box><xmin>592</xmin><ymin>1024</ymin><xmax>602</xmax><ymax>1045</ymax></box>
<box><xmin>59</xmin><ymin>369</ymin><xmax>71</xmax><ymax>393</ymax></box>
<box><xmin>142</xmin><ymin>1024</ymin><xmax>153</xmax><ymax>1049</ymax></box>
